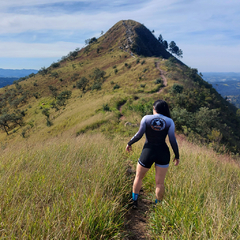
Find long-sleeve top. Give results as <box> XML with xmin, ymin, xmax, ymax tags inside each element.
<box><xmin>128</xmin><ymin>114</ymin><xmax>179</xmax><ymax>159</ymax></box>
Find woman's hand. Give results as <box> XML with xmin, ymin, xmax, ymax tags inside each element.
<box><xmin>173</xmin><ymin>158</ymin><xmax>179</xmax><ymax>166</ymax></box>
<box><xmin>126</xmin><ymin>144</ymin><xmax>132</xmax><ymax>153</ymax></box>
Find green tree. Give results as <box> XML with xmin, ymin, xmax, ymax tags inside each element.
<box><xmin>76</xmin><ymin>77</ymin><xmax>89</xmax><ymax>91</ymax></box>
<box><xmin>169</xmin><ymin>41</ymin><xmax>183</xmax><ymax>58</ymax></box>
<box><xmin>48</xmin><ymin>85</ymin><xmax>58</xmax><ymax>99</ymax></box>
<box><xmin>0</xmin><ymin>113</ymin><xmax>11</xmax><ymax>135</ymax></box>
<box><xmin>158</xmin><ymin>34</ymin><xmax>163</xmax><ymax>44</ymax></box>
<box><xmin>163</xmin><ymin>40</ymin><xmax>168</xmax><ymax>49</ymax></box>
<box><xmin>56</xmin><ymin>91</ymin><xmax>72</xmax><ymax>106</ymax></box>
<box><xmin>171</xmin><ymin>84</ymin><xmax>184</xmax><ymax>94</ymax></box>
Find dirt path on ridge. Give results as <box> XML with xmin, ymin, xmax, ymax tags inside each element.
<box><xmin>120</xmin><ymin>62</ymin><xmax>168</xmax><ymax>238</ymax></box>
<box><xmin>124</xmin><ymin>189</ymin><xmax>153</xmax><ymax>240</ymax></box>
<box><xmin>155</xmin><ymin>61</ymin><xmax>167</xmax><ymax>93</ymax></box>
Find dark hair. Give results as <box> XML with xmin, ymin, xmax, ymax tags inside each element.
<box><xmin>153</xmin><ymin>100</ymin><xmax>171</xmax><ymax>118</ymax></box>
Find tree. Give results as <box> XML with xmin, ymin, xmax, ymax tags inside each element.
<box><xmin>158</xmin><ymin>34</ymin><xmax>163</xmax><ymax>44</ymax></box>
<box><xmin>48</xmin><ymin>85</ymin><xmax>58</xmax><ymax>99</ymax></box>
<box><xmin>0</xmin><ymin>113</ymin><xmax>11</xmax><ymax>134</ymax></box>
<box><xmin>169</xmin><ymin>41</ymin><xmax>177</xmax><ymax>53</ymax></box>
<box><xmin>56</xmin><ymin>91</ymin><xmax>72</xmax><ymax>106</ymax></box>
<box><xmin>76</xmin><ymin>77</ymin><xmax>89</xmax><ymax>91</ymax></box>
<box><xmin>171</xmin><ymin>84</ymin><xmax>184</xmax><ymax>94</ymax></box>
<box><xmin>176</xmin><ymin>49</ymin><xmax>183</xmax><ymax>58</ymax></box>
<box><xmin>163</xmin><ymin>40</ymin><xmax>168</xmax><ymax>49</ymax></box>
<box><xmin>169</xmin><ymin>41</ymin><xmax>183</xmax><ymax>58</ymax></box>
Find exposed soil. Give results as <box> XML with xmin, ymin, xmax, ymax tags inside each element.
<box><xmin>124</xmin><ymin>190</ymin><xmax>153</xmax><ymax>240</ymax></box>
<box><xmin>156</xmin><ymin>61</ymin><xmax>167</xmax><ymax>93</ymax></box>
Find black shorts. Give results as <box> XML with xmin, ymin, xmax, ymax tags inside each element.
<box><xmin>138</xmin><ymin>143</ymin><xmax>170</xmax><ymax>169</ymax></box>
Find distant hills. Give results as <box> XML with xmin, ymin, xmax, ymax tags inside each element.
<box><xmin>0</xmin><ymin>68</ymin><xmax>38</xmax><ymax>78</ymax></box>
<box><xmin>202</xmin><ymin>72</ymin><xmax>240</xmax><ymax>82</ymax></box>
<box><xmin>0</xmin><ymin>68</ymin><xmax>38</xmax><ymax>88</ymax></box>
<box><xmin>202</xmin><ymin>72</ymin><xmax>240</xmax><ymax>108</ymax></box>
<box><xmin>0</xmin><ymin>77</ymin><xmax>19</xmax><ymax>88</ymax></box>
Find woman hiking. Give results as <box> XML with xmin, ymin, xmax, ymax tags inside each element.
<box><xmin>126</xmin><ymin>100</ymin><xmax>179</xmax><ymax>208</ymax></box>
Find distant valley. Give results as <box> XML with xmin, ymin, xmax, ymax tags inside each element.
<box><xmin>202</xmin><ymin>72</ymin><xmax>240</xmax><ymax>108</ymax></box>
<box><xmin>0</xmin><ymin>68</ymin><xmax>38</xmax><ymax>88</ymax></box>
<box><xmin>0</xmin><ymin>77</ymin><xmax>19</xmax><ymax>88</ymax></box>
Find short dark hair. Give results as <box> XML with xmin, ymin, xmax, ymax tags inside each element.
<box><xmin>153</xmin><ymin>100</ymin><xmax>171</xmax><ymax>118</ymax></box>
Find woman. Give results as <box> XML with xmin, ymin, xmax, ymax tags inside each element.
<box><xmin>126</xmin><ymin>100</ymin><xmax>179</xmax><ymax>208</ymax></box>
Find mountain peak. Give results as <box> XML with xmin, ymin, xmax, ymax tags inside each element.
<box><xmin>100</xmin><ymin>20</ymin><xmax>171</xmax><ymax>58</ymax></box>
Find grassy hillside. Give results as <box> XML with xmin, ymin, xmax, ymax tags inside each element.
<box><xmin>0</xmin><ymin>19</ymin><xmax>240</xmax><ymax>238</ymax></box>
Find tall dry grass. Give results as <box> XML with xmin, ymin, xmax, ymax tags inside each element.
<box><xmin>138</xmin><ymin>137</ymin><xmax>240</xmax><ymax>239</ymax></box>
<box><xmin>0</xmin><ymin>134</ymin><xmax>131</xmax><ymax>239</ymax></box>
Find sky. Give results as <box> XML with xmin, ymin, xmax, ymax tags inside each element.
<box><xmin>0</xmin><ymin>0</ymin><xmax>240</xmax><ymax>72</ymax></box>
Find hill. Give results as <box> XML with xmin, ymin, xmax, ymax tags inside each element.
<box><xmin>0</xmin><ymin>68</ymin><xmax>38</xmax><ymax>78</ymax></box>
<box><xmin>211</xmin><ymin>80</ymin><xmax>240</xmax><ymax>108</ymax></box>
<box><xmin>0</xmin><ymin>77</ymin><xmax>19</xmax><ymax>88</ymax></box>
<box><xmin>202</xmin><ymin>72</ymin><xmax>240</xmax><ymax>108</ymax></box>
<box><xmin>0</xmin><ymin>19</ymin><xmax>240</xmax><ymax>239</ymax></box>
<box><xmin>202</xmin><ymin>72</ymin><xmax>240</xmax><ymax>83</ymax></box>
<box><xmin>1</xmin><ymin>19</ymin><xmax>239</xmax><ymax>153</ymax></box>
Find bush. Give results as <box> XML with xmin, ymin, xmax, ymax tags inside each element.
<box><xmin>155</xmin><ymin>78</ymin><xmax>162</xmax><ymax>84</ymax></box>
<box><xmin>51</xmin><ymin>62</ymin><xmax>60</xmax><ymax>68</ymax></box>
<box><xmin>102</xmin><ymin>104</ymin><xmax>110</xmax><ymax>111</ymax></box>
<box><xmin>113</xmin><ymin>84</ymin><xmax>120</xmax><ymax>90</ymax></box>
<box><xmin>91</xmin><ymin>83</ymin><xmax>102</xmax><ymax>91</ymax></box>
<box><xmin>76</xmin><ymin>77</ymin><xmax>89</xmax><ymax>91</ymax></box>
<box><xmin>171</xmin><ymin>84</ymin><xmax>183</xmax><ymax>94</ymax></box>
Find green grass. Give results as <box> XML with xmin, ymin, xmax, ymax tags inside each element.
<box><xmin>1</xmin><ymin>20</ymin><xmax>240</xmax><ymax>239</ymax></box>
<box><xmin>0</xmin><ymin>134</ymin><xmax>131</xmax><ymax>239</ymax></box>
<box><xmin>141</xmin><ymin>139</ymin><xmax>240</xmax><ymax>239</ymax></box>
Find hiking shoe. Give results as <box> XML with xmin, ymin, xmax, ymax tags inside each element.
<box><xmin>130</xmin><ymin>199</ymin><xmax>138</xmax><ymax>209</ymax></box>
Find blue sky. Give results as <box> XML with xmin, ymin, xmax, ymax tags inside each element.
<box><xmin>0</xmin><ymin>0</ymin><xmax>239</xmax><ymax>72</ymax></box>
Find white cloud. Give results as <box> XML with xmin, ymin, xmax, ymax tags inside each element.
<box><xmin>0</xmin><ymin>0</ymin><xmax>240</xmax><ymax>71</ymax></box>
<box><xmin>0</xmin><ymin>41</ymin><xmax>84</xmax><ymax>58</ymax></box>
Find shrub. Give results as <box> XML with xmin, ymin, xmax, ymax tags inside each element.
<box><xmin>171</xmin><ymin>84</ymin><xmax>183</xmax><ymax>94</ymax></box>
<box><xmin>102</xmin><ymin>104</ymin><xmax>110</xmax><ymax>111</ymax></box>
<box><xmin>91</xmin><ymin>83</ymin><xmax>102</xmax><ymax>91</ymax></box>
<box><xmin>76</xmin><ymin>77</ymin><xmax>89</xmax><ymax>91</ymax></box>
<box><xmin>155</xmin><ymin>78</ymin><xmax>162</xmax><ymax>84</ymax></box>
<box><xmin>51</xmin><ymin>62</ymin><xmax>60</xmax><ymax>68</ymax></box>
<box><xmin>113</xmin><ymin>84</ymin><xmax>120</xmax><ymax>90</ymax></box>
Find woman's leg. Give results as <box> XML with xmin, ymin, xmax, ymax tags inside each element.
<box><xmin>132</xmin><ymin>163</ymin><xmax>149</xmax><ymax>195</ymax></box>
<box><xmin>155</xmin><ymin>165</ymin><xmax>169</xmax><ymax>201</ymax></box>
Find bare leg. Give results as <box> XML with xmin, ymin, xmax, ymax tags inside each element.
<box><xmin>132</xmin><ymin>163</ymin><xmax>149</xmax><ymax>194</ymax></box>
<box><xmin>155</xmin><ymin>165</ymin><xmax>169</xmax><ymax>201</ymax></box>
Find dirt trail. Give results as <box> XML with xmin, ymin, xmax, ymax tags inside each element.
<box><xmin>124</xmin><ymin>190</ymin><xmax>153</xmax><ymax>240</ymax></box>
<box><xmin>155</xmin><ymin>61</ymin><xmax>167</xmax><ymax>93</ymax></box>
<box><xmin>121</xmin><ymin>61</ymin><xmax>168</xmax><ymax>239</ymax></box>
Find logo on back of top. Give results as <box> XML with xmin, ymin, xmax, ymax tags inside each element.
<box><xmin>150</xmin><ymin>118</ymin><xmax>166</xmax><ymax>131</ymax></box>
